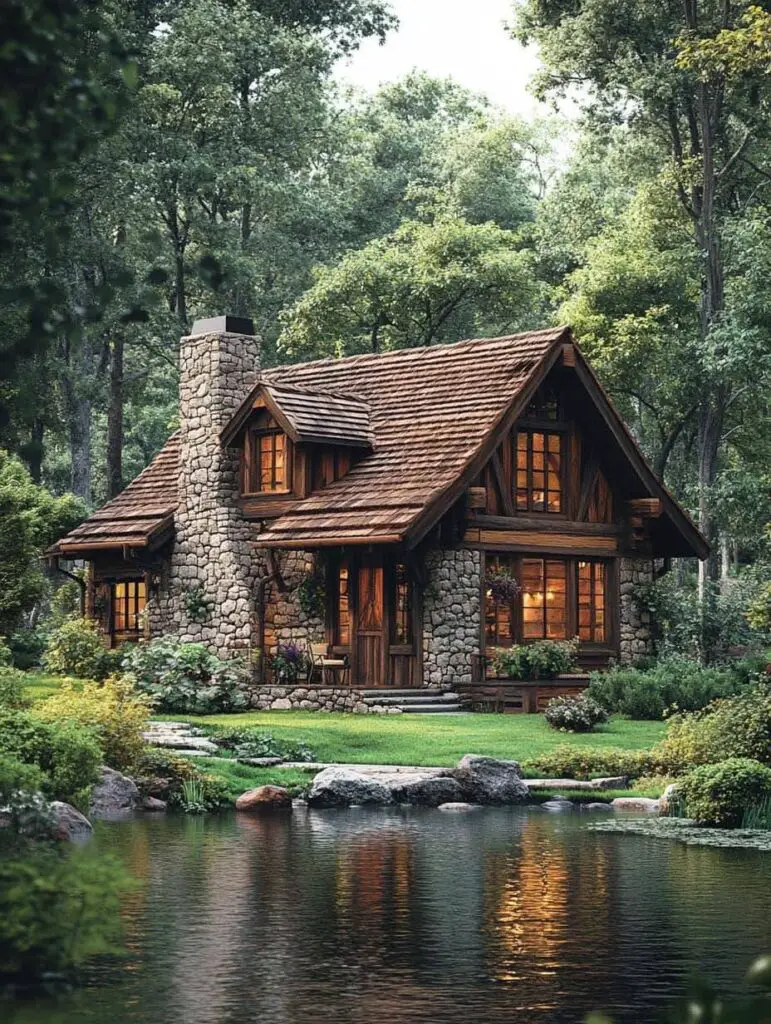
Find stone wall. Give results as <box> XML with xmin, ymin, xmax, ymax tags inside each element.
<box><xmin>422</xmin><ymin>548</ymin><xmax>482</xmax><ymax>688</ymax></box>
<box><xmin>619</xmin><ymin>556</ymin><xmax>654</xmax><ymax>663</ymax></box>
<box><xmin>251</xmin><ymin>685</ymin><xmax>401</xmax><ymax>714</ymax></box>
<box><xmin>150</xmin><ymin>328</ymin><xmax>262</xmax><ymax>658</ymax></box>
<box><xmin>262</xmin><ymin>549</ymin><xmax>326</xmax><ymax>659</ymax></box>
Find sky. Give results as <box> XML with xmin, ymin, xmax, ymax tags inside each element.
<box><xmin>334</xmin><ymin>0</ymin><xmax>545</xmax><ymax>118</ymax></box>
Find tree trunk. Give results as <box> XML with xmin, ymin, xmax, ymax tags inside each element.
<box><xmin>106</xmin><ymin>334</ymin><xmax>124</xmax><ymax>498</ymax></box>
<box><xmin>69</xmin><ymin>392</ymin><xmax>92</xmax><ymax>502</ymax></box>
<box><xmin>26</xmin><ymin>418</ymin><xmax>44</xmax><ymax>483</ymax></box>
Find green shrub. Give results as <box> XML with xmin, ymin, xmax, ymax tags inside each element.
<box><xmin>679</xmin><ymin>758</ymin><xmax>771</xmax><ymax>828</ymax></box>
<box><xmin>654</xmin><ymin>685</ymin><xmax>771</xmax><ymax>774</ymax></box>
<box><xmin>0</xmin><ymin>636</ymin><xmax>12</xmax><ymax>667</ymax></box>
<box><xmin>135</xmin><ymin>749</ymin><xmax>229</xmax><ymax>810</ymax></box>
<box><xmin>544</xmin><ymin>693</ymin><xmax>609</xmax><ymax>732</ymax></box>
<box><xmin>35</xmin><ymin>676</ymin><xmax>152</xmax><ymax>772</ymax></box>
<box><xmin>0</xmin><ymin>710</ymin><xmax>102</xmax><ymax>805</ymax></box>
<box><xmin>0</xmin><ymin>844</ymin><xmax>131</xmax><ymax>981</ymax></box>
<box><xmin>212</xmin><ymin>728</ymin><xmax>316</xmax><ymax>762</ymax></box>
<box><xmin>588</xmin><ymin>658</ymin><xmax>743</xmax><ymax>720</ymax></box>
<box><xmin>491</xmin><ymin>638</ymin><xmax>579</xmax><ymax>680</ymax></box>
<box><xmin>43</xmin><ymin>617</ymin><xmax>120</xmax><ymax>680</ymax></box>
<box><xmin>523</xmin><ymin>743</ymin><xmax>655</xmax><ymax>781</ymax></box>
<box><xmin>8</xmin><ymin>626</ymin><xmax>50</xmax><ymax>669</ymax></box>
<box><xmin>122</xmin><ymin>637</ymin><xmax>251</xmax><ymax>714</ymax></box>
<box><xmin>0</xmin><ymin>754</ymin><xmax>48</xmax><ymax>836</ymax></box>
<box><xmin>0</xmin><ymin>667</ymin><xmax>31</xmax><ymax>709</ymax></box>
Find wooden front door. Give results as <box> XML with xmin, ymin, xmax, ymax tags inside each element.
<box><xmin>355</xmin><ymin>559</ymin><xmax>384</xmax><ymax>686</ymax></box>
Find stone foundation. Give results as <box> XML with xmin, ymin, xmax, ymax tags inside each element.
<box><xmin>422</xmin><ymin>548</ymin><xmax>482</xmax><ymax>688</ymax></box>
<box><xmin>251</xmin><ymin>686</ymin><xmax>401</xmax><ymax>714</ymax></box>
<box><xmin>619</xmin><ymin>556</ymin><xmax>654</xmax><ymax>662</ymax></box>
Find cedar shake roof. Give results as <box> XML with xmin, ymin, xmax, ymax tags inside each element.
<box><xmin>255</xmin><ymin>328</ymin><xmax>566</xmax><ymax>546</ymax></box>
<box><xmin>221</xmin><ymin>380</ymin><xmax>374</xmax><ymax>449</ymax></box>
<box><xmin>51</xmin><ymin>326</ymin><xmax>708</xmax><ymax>559</ymax></box>
<box><xmin>51</xmin><ymin>432</ymin><xmax>180</xmax><ymax>554</ymax></box>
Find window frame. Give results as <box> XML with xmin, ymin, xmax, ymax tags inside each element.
<box><xmin>484</xmin><ymin>554</ymin><xmax>614</xmax><ymax>650</ymax></box>
<box><xmin>514</xmin><ymin>427</ymin><xmax>566</xmax><ymax>515</ymax></box>
<box><xmin>111</xmin><ymin>579</ymin><xmax>146</xmax><ymax>637</ymax></box>
<box><xmin>242</xmin><ymin>424</ymin><xmax>292</xmax><ymax>496</ymax></box>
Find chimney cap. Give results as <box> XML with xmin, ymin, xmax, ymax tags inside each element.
<box><xmin>190</xmin><ymin>314</ymin><xmax>254</xmax><ymax>336</ymax></box>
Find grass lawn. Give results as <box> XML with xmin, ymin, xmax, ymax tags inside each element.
<box><xmin>169</xmin><ymin>710</ymin><xmax>665</xmax><ymax>769</ymax></box>
<box><xmin>21</xmin><ymin>672</ymin><xmax>82</xmax><ymax>701</ymax></box>
<box><xmin>192</xmin><ymin>758</ymin><xmax>311</xmax><ymax>801</ymax></box>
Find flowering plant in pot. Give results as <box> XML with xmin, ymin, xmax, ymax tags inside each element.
<box><xmin>271</xmin><ymin>642</ymin><xmax>304</xmax><ymax>684</ymax></box>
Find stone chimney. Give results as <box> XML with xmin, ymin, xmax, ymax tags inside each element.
<box><xmin>166</xmin><ymin>315</ymin><xmax>262</xmax><ymax>656</ymax></box>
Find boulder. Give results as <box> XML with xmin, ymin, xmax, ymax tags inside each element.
<box><xmin>542</xmin><ymin>799</ymin><xmax>574</xmax><ymax>811</ymax></box>
<box><xmin>50</xmin><ymin>801</ymin><xmax>93</xmax><ymax>840</ymax></box>
<box><xmin>90</xmin><ymin>766</ymin><xmax>141</xmax><ymax>817</ymax></box>
<box><xmin>437</xmin><ymin>802</ymin><xmax>480</xmax><ymax>812</ymax></box>
<box><xmin>452</xmin><ymin>755</ymin><xmax>529</xmax><ymax>805</ymax></box>
<box><xmin>307</xmin><ymin>767</ymin><xmax>393</xmax><ymax>808</ymax></box>
<box><xmin>389</xmin><ymin>776</ymin><xmax>463</xmax><ymax>807</ymax></box>
<box><xmin>235</xmin><ymin>785</ymin><xmax>292</xmax><ymax>812</ymax></box>
<box><xmin>611</xmin><ymin>797</ymin><xmax>661</xmax><ymax>813</ymax></box>
<box><xmin>584</xmin><ymin>802</ymin><xmax>614</xmax><ymax>812</ymax></box>
<box><xmin>141</xmin><ymin>796</ymin><xmax>167</xmax><ymax>812</ymax></box>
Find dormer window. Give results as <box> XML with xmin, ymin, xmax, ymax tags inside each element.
<box><xmin>242</xmin><ymin>421</ymin><xmax>291</xmax><ymax>494</ymax></box>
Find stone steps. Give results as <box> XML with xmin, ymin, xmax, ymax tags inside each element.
<box><xmin>361</xmin><ymin>691</ymin><xmax>467</xmax><ymax>714</ymax></box>
<box><xmin>143</xmin><ymin>721</ymin><xmax>219</xmax><ymax>756</ymax></box>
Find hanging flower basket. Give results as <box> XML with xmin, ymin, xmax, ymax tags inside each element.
<box><xmin>485</xmin><ymin>569</ymin><xmax>521</xmax><ymax>604</ymax></box>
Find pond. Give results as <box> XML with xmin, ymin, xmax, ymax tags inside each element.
<box><xmin>7</xmin><ymin>806</ymin><xmax>771</xmax><ymax>1024</ymax></box>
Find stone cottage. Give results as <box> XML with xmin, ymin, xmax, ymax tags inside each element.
<box><xmin>51</xmin><ymin>315</ymin><xmax>708</xmax><ymax>712</ymax></box>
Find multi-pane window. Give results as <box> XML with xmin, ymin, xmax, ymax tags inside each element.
<box><xmin>578</xmin><ymin>561</ymin><xmax>606</xmax><ymax>643</ymax></box>
<box><xmin>336</xmin><ymin>565</ymin><xmax>350</xmax><ymax>646</ymax></box>
<box><xmin>521</xmin><ymin>558</ymin><xmax>567</xmax><ymax>639</ymax></box>
<box><xmin>393</xmin><ymin>563</ymin><xmax>412</xmax><ymax>644</ymax></box>
<box><xmin>515</xmin><ymin>431</ymin><xmax>562</xmax><ymax>513</ymax></box>
<box><xmin>485</xmin><ymin>554</ymin><xmax>516</xmax><ymax>646</ymax></box>
<box><xmin>243</xmin><ymin>427</ymin><xmax>288</xmax><ymax>493</ymax></box>
<box><xmin>258</xmin><ymin>431</ymin><xmax>286</xmax><ymax>491</ymax></box>
<box><xmin>113</xmin><ymin>580</ymin><xmax>146</xmax><ymax>634</ymax></box>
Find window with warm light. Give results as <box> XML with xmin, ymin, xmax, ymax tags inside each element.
<box><xmin>243</xmin><ymin>426</ymin><xmax>289</xmax><ymax>493</ymax></box>
<box><xmin>335</xmin><ymin>564</ymin><xmax>350</xmax><ymax>646</ymax></box>
<box><xmin>485</xmin><ymin>554</ymin><xmax>516</xmax><ymax>646</ymax></box>
<box><xmin>515</xmin><ymin>431</ymin><xmax>562</xmax><ymax>513</ymax></box>
<box><xmin>113</xmin><ymin>580</ymin><xmax>146</xmax><ymax>634</ymax></box>
<box><xmin>521</xmin><ymin>558</ymin><xmax>567</xmax><ymax>639</ymax></box>
<box><xmin>393</xmin><ymin>563</ymin><xmax>412</xmax><ymax>644</ymax></box>
<box><xmin>578</xmin><ymin>560</ymin><xmax>606</xmax><ymax>642</ymax></box>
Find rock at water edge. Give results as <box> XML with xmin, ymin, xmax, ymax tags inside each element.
<box><xmin>50</xmin><ymin>801</ymin><xmax>93</xmax><ymax>840</ymax></box>
<box><xmin>453</xmin><ymin>755</ymin><xmax>529</xmax><ymax>805</ymax></box>
<box><xmin>611</xmin><ymin>797</ymin><xmax>661</xmax><ymax>813</ymax></box>
<box><xmin>236</xmin><ymin>785</ymin><xmax>292</xmax><ymax>811</ymax></box>
<box><xmin>307</xmin><ymin>767</ymin><xmax>393</xmax><ymax>808</ymax></box>
<box><xmin>437</xmin><ymin>802</ymin><xmax>480</xmax><ymax>812</ymax></box>
<box><xmin>90</xmin><ymin>766</ymin><xmax>141</xmax><ymax>817</ymax></box>
<box><xmin>389</xmin><ymin>776</ymin><xmax>463</xmax><ymax>807</ymax></box>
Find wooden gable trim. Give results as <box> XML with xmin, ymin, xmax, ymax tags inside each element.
<box><xmin>570</xmin><ymin>353</ymin><xmax>709</xmax><ymax>560</ymax></box>
<box><xmin>490</xmin><ymin>449</ymin><xmax>514</xmax><ymax>516</ymax></box>
<box><xmin>403</xmin><ymin>330</ymin><xmax>570</xmax><ymax>548</ymax></box>
<box><xmin>220</xmin><ymin>382</ymin><xmax>300</xmax><ymax>446</ymax></box>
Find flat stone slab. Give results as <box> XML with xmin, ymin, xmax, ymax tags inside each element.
<box><xmin>611</xmin><ymin>797</ymin><xmax>661</xmax><ymax>813</ymax></box>
<box><xmin>280</xmin><ymin>762</ymin><xmax>450</xmax><ymax>776</ymax></box>
<box><xmin>438</xmin><ymin>802</ymin><xmax>481</xmax><ymax>812</ymax></box>
<box><xmin>525</xmin><ymin>777</ymin><xmax>627</xmax><ymax>791</ymax></box>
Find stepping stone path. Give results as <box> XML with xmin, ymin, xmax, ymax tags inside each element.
<box><xmin>143</xmin><ymin>721</ymin><xmax>219</xmax><ymax>757</ymax></box>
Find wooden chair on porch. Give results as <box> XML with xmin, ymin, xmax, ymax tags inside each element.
<box><xmin>307</xmin><ymin>642</ymin><xmax>350</xmax><ymax>687</ymax></box>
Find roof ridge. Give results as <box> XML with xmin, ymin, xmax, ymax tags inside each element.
<box><xmin>263</xmin><ymin>326</ymin><xmax>570</xmax><ymax>376</ymax></box>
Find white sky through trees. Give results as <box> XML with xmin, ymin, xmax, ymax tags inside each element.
<box><xmin>334</xmin><ymin>0</ymin><xmax>544</xmax><ymax>116</ymax></box>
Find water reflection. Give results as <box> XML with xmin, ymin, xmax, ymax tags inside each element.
<box><xmin>8</xmin><ymin>807</ymin><xmax>771</xmax><ymax>1024</ymax></box>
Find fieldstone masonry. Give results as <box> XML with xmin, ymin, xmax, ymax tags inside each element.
<box><xmin>422</xmin><ymin>548</ymin><xmax>482</xmax><ymax>688</ymax></box>
<box><xmin>619</xmin><ymin>556</ymin><xmax>654</xmax><ymax>662</ymax></box>
<box><xmin>261</xmin><ymin>548</ymin><xmax>325</xmax><ymax>658</ymax></box>
<box><xmin>151</xmin><ymin>328</ymin><xmax>262</xmax><ymax>657</ymax></box>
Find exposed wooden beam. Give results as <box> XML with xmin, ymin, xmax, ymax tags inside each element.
<box><xmin>577</xmin><ymin>454</ymin><xmax>600</xmax><ymax>522</ymax></box>
<box><xmin>491</xmin><ymin>449</ymin><xmax>514</xmax><ymax>516</ymax></box>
